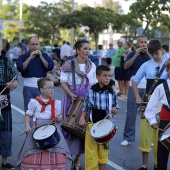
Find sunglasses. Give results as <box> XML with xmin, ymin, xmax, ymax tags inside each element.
<box><xmin>155</xmin><ymin>66</ymin><xmax>160</xmax><ymax>77</ymax></box>
<box><xmin>77</xmin><ymin>37</ymin><xmax>87</xmax><ymax>41</ymax></box>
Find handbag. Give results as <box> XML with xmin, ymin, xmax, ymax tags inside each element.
<box><xmin>61</xmin><ymin>59</ymin><xmax>89</xmax><ymax>139</ymax></box>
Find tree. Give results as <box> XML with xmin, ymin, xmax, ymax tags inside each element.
<box><xmin>59</xmin><ymin>6</ymin><xmax>116</xmax><ymax>51</ymax></box>
<box><xmin>3</xmin><ymin>22</ymin><xmax>20</xmax><ymax>42</ymax></box>
<box><xmin>129</xmin><ymin>0</ymin><xmax>170</xmax><ymax>37</ymax></box>
<box><xmin>23</xmin><ymin>0</ymin><xmax>72</xmax><ymax>45</ymax></box>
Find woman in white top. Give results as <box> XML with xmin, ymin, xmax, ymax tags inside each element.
<box><xmin>60</xmin><ymin>38</ymin><xmax>97</xmax><ymax>169</ymax></box>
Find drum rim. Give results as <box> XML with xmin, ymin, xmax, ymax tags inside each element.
<box><xmin>90</xmin><ymin>119</ymin><xmax>114</xmax><ymax>139</ymax></box>
<box><xmin>160</xmin><ymin>128</ymin><xmax>170</xmax><ymax>141</ymax></box>
<box><xmin>33</xmin><ymin>124</ymin><xmax>57</xmax><ymax>140</ymax></box>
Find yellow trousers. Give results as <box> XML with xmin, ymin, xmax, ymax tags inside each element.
<box><xmin>139</xmin><ymin>119</ymin><xmax>158</xmax><ymax>165</ymax></box>
<box><xmin>85</xmin><ymin>123</ymin><xmax>109</xmax><ymax>170</ymax></box>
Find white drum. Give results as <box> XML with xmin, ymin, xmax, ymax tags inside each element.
<box><xmin>33</xmin><ymin>124</ymin><xmax>60</xmax><ymax>149</ymax></box>
<box><xmin>90</xmin><ymin>119</ymin><xmax>117</xmax><ymax>144</ymax></box>
<box><xmin>159</xmin><ymin>124</ymin><xmax>170</xmax><ymax>151</ymax></box>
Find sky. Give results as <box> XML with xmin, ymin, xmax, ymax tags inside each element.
<box><xmin>22</xmin><ymin>0</ymin><xmax>136</xmax><ymax>14</ymax></box>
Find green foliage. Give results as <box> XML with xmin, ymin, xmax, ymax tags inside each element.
<box><xmin>129</xmin><ymin>0</ymin><xmax>170</xmax><ymax>37</ymax></box>
<box><xmin>59</xmin><ymin>6</ymin><xmax>117</xmax><ymax>50</ymax></box>
<box><xmin>3</xmin><ymin>22</ymin><xmax>20</xmax><ymax>42</ymax></box>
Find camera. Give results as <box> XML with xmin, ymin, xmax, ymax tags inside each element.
<box><xmin>36</xmin><ymin>54</ymin><xmax>40</xmax><ymax>58</ymax></box>
<box><xmin>140</xmin><ymin>51</ymin><xmax>145</xmax><ymax>55</ymax></box>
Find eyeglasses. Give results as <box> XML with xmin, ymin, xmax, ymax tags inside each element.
<box><xmin>77</xmin><ymin>37</ymin><xmax>87</xmax><ymax>41</ymax></box>
<box><xmin>155</xmin><ymin>66</ymin><xmax>160</xmax><ymax>76</ymax></box>
<box><xmin>42</xmin><ymin>86</ymin><xmax>55</xmax><ymax>90</ymax></box>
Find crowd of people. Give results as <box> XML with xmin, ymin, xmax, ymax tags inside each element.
<box><xmin>0</xmin><ymin>35</ymin><xmax>170</xmax><ymax>170</ymax></box>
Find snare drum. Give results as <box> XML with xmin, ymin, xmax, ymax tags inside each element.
<box><xmin>159</xmin><ymin>123</ymin><xmax>170</xmax><ymax>151</ymax></box>
<box><xmin>90</xmin><ymin>119</ymin><xmax>117</xmax><ymax>144</ymax></box>
<box><xmin>33</xmin><ymin>124</ymin><xmax>60</xmax><ymax>149</ymax></box>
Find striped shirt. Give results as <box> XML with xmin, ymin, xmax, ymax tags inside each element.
<box><xmin>0</xmin><ymin>57</ymin><xmax>18</xmax><ymax>86</ymax></box>
<box><xmin>82</xmin><ymin>88</ymin><xmax>119</xmax><ymax>115</ymax></box>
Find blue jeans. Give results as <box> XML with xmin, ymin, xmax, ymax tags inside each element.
<box><xmin>23</xmin><ymin>86</ymin><xmax>40</xmax><ymax>127</ymax></box>
<box><xmin>123</xmin><ymin>86</ymin><xmax>145</xmax><ymax>142</ymax></box>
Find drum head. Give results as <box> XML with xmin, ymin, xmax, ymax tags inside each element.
<box><xmin>160</xmin><ymin>128</ymin><xmax>170</xmax><ymax>141</ymax></box>
<box><xmin>90</xmin><ymin>119</ymin><xmax>113</xmax><ymax>138</ymax></box>
<box><xmin>33</xmin><ymin>125</ymin><xmax>56</xmax><ymax>140</ymax></box>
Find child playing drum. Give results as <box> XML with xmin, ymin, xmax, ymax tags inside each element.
<box><xmin>144</xmin><ymin>58</ymin><xmax>170</xmax><ymax>170</ymax></box>
<box><xmin>15</xmin><ymin>78</ymin><xmax>72</xmax><ymax>170</ymax></box>
<box><xmin>79</xmin><ymin>65</ymin><xmax>119</xmax><ymax>170</ymax></box>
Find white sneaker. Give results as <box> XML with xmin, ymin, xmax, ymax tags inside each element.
<box><xmin>121</xmin><ymin>140</ymin><xmax>130</xmax><ymax>146</ymax></box>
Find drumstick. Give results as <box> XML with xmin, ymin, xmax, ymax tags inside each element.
<box><xmin>0</xmin><ymin>76</ymin><xmax>16</xmax><ymax>95</ymax></box>
<box><xmin>42</xmin><ymin>112</ymin><xmax>62</xmax><ymax>130</ymax></box>
<box><xmin>158</xmin><ymin>128</ymin><xmax>164</xmax><ymax>132</ymax></box>
<box><xmin>97</xmin><ymin>113</ymin><xmax>111</xmax><ymax>127</ymax></box>
<box><xmin>19</xmin><ymin>125</ymin><xmax>39</xmax><ymax>136</ymax></box>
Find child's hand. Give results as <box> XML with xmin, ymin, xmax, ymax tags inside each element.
<box><xmin>79</xmin><ymin>115</ymin><xmax>87</xmax><ymax>126</ymax></box>
<box><xmin>151</xmin><ymin>123</ymin><xmax>158</xmax><ymax>130</ymax></box>
<box><xmin>111</xmin><ymin>107</ymin><xmax>118</xmax><ymax>115</ymax></box>
<box><xmin>25</xmin><ymin>124</ymin><xmax>31</xmax><ymax>133</ymax></box>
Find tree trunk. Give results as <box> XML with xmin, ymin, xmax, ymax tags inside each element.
<box><xmin>94</xmin><ymin>33</ymin><xmax>99</xmax><ymax>54</ymax></box>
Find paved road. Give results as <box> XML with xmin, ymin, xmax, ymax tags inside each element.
<box><xmin>9</xmin><ymin>76</ymin><xmax>170</xmax><ymax>170</ymax></box>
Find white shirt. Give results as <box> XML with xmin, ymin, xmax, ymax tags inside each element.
<box><xmin>144</xmin><ymin>79</ymin><xmax>170</xmax><ymax>125</ymax></box>
<box><xmin>26</xmin><ymin>98</ymin><xmax>61</xmax><ymax>120</ymax></box>
<box><xmin>109</xmin><ymin>65</ymin><xmax>115</xmax><ymax>81</ymax></box>
<box><xmin>60</xmin><ymin>43</ymin><xmax>72</xmax><ymax>59</ymax></box>
<box><xmin>97</xmin><ymin>50</ymin><xmax>104</xmax><ymax>65</ymax></box>
<box><xmin>60</xmin><ymin>61</ymin><xmax>97</xmax><ymax>85</ymax></box>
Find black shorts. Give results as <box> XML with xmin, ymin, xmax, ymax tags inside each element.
<box><xmin>115</xmin><ymin>67</ymin><xmax>121</xmax><ymax>80</ymax></box>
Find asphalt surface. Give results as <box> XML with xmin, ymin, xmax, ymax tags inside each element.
<box><xmin>8</xmin><ymin>75</ymin><xmax>170</xmax><ymax>170</ymax></box>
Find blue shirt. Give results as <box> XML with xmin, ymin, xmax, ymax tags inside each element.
<box><xmin>106</xmin><ymin>48</ymin><xmax>117</xmax><ymax>59</ymax></box>
<box><xmin>82</xmin><ymin>88</ymin><xmax>119</xmax><ymax>115</ymax></box>
<box><xmin>125</xmin><ymin>51</ymin><xmax>150</xmax><ymax>77</ymax></box>
<box><xmin>133</xmin><ymin>59</ymin><xmax>168</xmax><ymax>85</ymax></box>
<box><xmin>16</xmin><ymin>51</ymin><xmax>54</xmax><ymax>78</ymax></box>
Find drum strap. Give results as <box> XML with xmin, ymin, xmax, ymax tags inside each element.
<box><xmin>163</xmin><ymin>81</ymin><xmax>170</xmax><ymax>111</ymax></box>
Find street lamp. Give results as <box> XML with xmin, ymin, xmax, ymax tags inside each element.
<box><xmin>19</xmin><ymin>0</ymin><xmax>23</xmax><ymax>42</ymax></box>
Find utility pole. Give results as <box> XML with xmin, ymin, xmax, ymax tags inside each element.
<box><xmin>70</xmin><ymin>0</ymin><xmax>74</xmax><ymax>48</ymax></box>
<box><xmin>19</xmin><ymin>0</ymin><xmax>23</xmax><ymax>42</ymax></box>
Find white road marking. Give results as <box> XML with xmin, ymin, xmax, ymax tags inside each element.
<box><xmin>11</xmin><ymin>104</ymin><xmax>126</xmax><ymax>170</ymax></box>
<box><xmin>11</xmin><ymin>104</ymin><xmax>25</xmax><ymax>115</ymax></box>
<box><xmin>107</xmin><ymin>160</ymin><xmax>126</xmax><ymax>170</ymax></box>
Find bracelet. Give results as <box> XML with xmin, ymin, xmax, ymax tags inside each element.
<box><xmin>70</xmin><ymin>93</ymin><xmax>74</xmax><ymax>97</ymax></box>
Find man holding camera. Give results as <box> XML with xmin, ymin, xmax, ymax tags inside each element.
<box><xmin>121</xmin><ymin>35</ymin><xmax>151</xmax><ymax>146</ymax></box>
<box><xmin>16</xmin><ymin>36</ymin><xmax>54</xmax><ymax>126</ymax></box>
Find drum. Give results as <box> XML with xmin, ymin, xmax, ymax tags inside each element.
<box><xmin>159</xmin><ymin>123</ymin><xmax>170</xmax><ymax>151</ymax></box>
<box><xmin>33</xmin><ymin>124</ymin><xmax>60</xmax><ymax>149</ymax></box>
<box><xmin>90</xmin><ymin>119</ymin><xmax>117</xmax><ymax>144</ymax></box>
<box><xmin>0</xmin><ymin>95</ymin><xmax>8</xmax><ymax>108</ymax></box>
<box><xmin>61</xmin><ymin>97</ymin><xmax>89</xmax><ymax>139</ymax></box>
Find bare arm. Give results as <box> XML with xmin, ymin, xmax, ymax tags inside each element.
<box><xmin>132</xmin><ymin>81</ymin><xmax>142</xmax><ymax>104</ymax></box>
<box><xmin>124</xmin><ymin>53</ymin><xmax>138</xmax><ymax>69</ymax></box>
<box><xmin>25</xmin><ymin>114</ymin><xmax>31</xmax><ymax>132</ymax></box>
<box><xmin>60</xmin><ymin>82</ymin><xmax>77</xmax><ymax>100</ymax></box>
<box><xmin>79</xmin><ymin>112</ymin><xmax>88</xmax><ymax>126</ymax></box>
